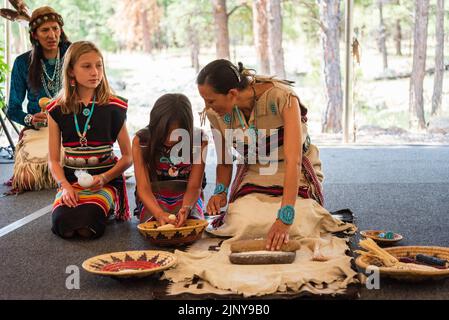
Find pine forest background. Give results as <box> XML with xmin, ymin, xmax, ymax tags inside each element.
<box><xmin>1</xmin><ymin>0</ymin><xmax>448</xmax><ymax>144</ymax></box>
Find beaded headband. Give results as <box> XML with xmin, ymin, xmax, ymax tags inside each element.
<box><xmin>29</xmin><ymin>12</ymin><xmax>64</xmax><ymax>32</ymax></box>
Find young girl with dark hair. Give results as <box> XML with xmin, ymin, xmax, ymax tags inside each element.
<box><xmin>133</xmin><ymin>93</ymin><xmax>207</xmax><ymax>228</ymax></box>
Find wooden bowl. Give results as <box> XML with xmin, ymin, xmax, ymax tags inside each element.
<box><xmin>82</xmin><ymin>250</ymin><xmax>177</xmax><ymax>279</ymax></box>
<box><xmin>356</xmin><ymin>246</ymin><xmax>449</xmax><ymax>281</ymax></box>
<box><xmin>360</xmin><ymin>230</ymin><xmax>403</xmax><ymax>246</ymax></box>
<box><xmin>138</xmin><ymin>219</ymin><xmax>209</xmax><ymax>246</ymax></box>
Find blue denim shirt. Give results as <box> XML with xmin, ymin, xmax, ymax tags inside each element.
<box><xmin>7</xmin><ymin>43</ymin><xmax>69</xmax><ymax>126</ymax></box>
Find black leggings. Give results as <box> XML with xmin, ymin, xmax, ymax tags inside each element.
<box><xmin>52</xmin><ymin>204</ymin><xmax>107</xmax><ymax>239</ymax></box>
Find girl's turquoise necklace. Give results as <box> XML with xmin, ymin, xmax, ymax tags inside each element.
<box><xmin>74</xmin><ymin>96</ymin><xmax>96</xmax><ymax>147</ymax></box>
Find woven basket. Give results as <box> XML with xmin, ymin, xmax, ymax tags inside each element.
<box><xmin>82</xmin><ymin>250</ymin><xmax>177</xmax><ymax>278</ymax></box>
<box><xmin>138</xmin><ymin>219</ymin><xmax>209</xmax><ymax>246</ymax></box>
<box><xmin>360</xmin><ymin>230</ymin><xmax>403</xmax><ymax>246</ymax></box>
<box><xmin>356</xmin><ymin>246</ymin><xmax>449</xmax><ymax>281</ymax></box>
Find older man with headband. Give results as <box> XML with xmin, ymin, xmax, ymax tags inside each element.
<box><xmin>1</xmin><ymin>4</ymin><xmax>71</xmax><ymax>193</ymax></box>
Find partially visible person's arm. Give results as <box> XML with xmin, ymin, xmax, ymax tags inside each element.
<box><xmin>48</xmin><ymin>113</ymin><xmax>78</xmax><ymax>207</ymax></box>
<box><xmin>7</xmin><ymin>57</ymin><xmax>29</xmax><ymax>126</ymax></box>
<box><xmin>177</xmin><ymin>140</ymin><xmax>208</xmax><ymax>227</ymax></box>
<box><xmin>7</xmin><ymin>57</ymin><xmax>47</xmax><ymax>127</ymax></box>
<box><xmin>207</xmin><ymin>126</ymin><xmax>233</xmax><ymax>215</ymax></box>
<box><xmin>266</xmin><ymin>97</ymin><xmax>302</xmax><ymax>251</ymax></box>
<box><xmin>132</xmin><ymin>136</ymin><xmax>172</xmax><ymax>226</ymax></box>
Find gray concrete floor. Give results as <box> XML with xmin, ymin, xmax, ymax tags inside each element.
<box><xmin>1</xmin><ymin>146</ymin><xmax>449</xmax><ymax>300</ymax></box>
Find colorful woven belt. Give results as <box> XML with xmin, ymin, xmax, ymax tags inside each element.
<box><xmin>64</xmin><ymin>146</ymin><xmax>116</xmax><ymax>170</ymax></box>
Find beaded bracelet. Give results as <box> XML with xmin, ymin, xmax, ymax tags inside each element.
<box><xmin>277</xmin><ymin>205</ymin><xmax>295</xmax><ymax>225</ymax></box>
<box><xmin>24</xmin><ymin>114</ymin><xmax>33</xmax><ymax>127</ymax></box>
<box><xmin>213</xmin><ymin>183</ymin><xmax>229</xmax><ymax>195</ymax></box>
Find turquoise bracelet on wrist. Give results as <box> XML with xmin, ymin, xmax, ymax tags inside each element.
<box><xmin>213</xmin><ymin>183</ymin><xmax>228</xmax><ymax>195</ymax></box>
<box><xmin>277</xmin><ymin>205</ymin><xmax>295</xmax><ymax>225</ymax></box>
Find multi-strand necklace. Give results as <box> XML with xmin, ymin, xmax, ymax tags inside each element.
<box><xmin>231</xmin><ymin>85</ymin><xmax>258</xmax><ymax>140</ymax></box>
<box><xmin>230</xmin><ymin>85</ymin><xmax>259</xmax><ymax>161</ymax></box>
<box><xmin>41</xmin><ymin>50</ymin><xmax>62</xmax><ymax>98</ymax></box>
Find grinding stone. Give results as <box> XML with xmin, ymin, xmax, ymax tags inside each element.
<box><xmin>229</xmin><ymin>251</ymin><xmax>296</xmax><ymax>265</ymax></box>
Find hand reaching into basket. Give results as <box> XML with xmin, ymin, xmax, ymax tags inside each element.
<box><xmin>175</xmin><ymin>206</ymin><xmax>191</xmax><ymax>228</ymax></box>
<box><xmin>153</xmin><ymin>210</ymin><xmax>175</xmax><ymax>227</ymax></box>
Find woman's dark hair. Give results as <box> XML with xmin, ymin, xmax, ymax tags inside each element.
<box><xmin>142</xmin><ymin>93</ymin><xmax>194</xmax><ymax>182</ymax></box>
<box><xmin>197</xmin><ymin>59</ymin><xmax>308</xmax><ymax>120</ymax></box>
<box><xmin>28</xmin><ymin>30</ymin><xmax>70</xmax><ymax>93</ymax></box>
<box><xmin>196</xmin><ymin>59</ymin><xmax>251</xmax><ymax>94</ymax></box>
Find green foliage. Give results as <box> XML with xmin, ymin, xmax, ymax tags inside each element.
<box><xmin>164</xmin><ymin>0</ymin><xmax>214</xmax><ymax>48</ymax></box>
<box><xmin>0</xmin><ymin>0</ymin><xmax>419</xmax><ymax>58</ymax></box>
<box><xmin>26</xmin><ymin>0</ymin><xmax>118</xmax><ymax>50</ymax></box>
<box><xmin>0</xmin><ymin>46</ymin><xmax>9</xmax><ymax>109</ymax></box>
<box><xmin>354</xmin><ymin>0</ymin><xmax>414</xmax><ymax>43</ymax></box>
<box><xmin>228</xmin><ymin>3</ymin><xmax>253</xmax><ymax>46</ymax></box>
<box><xmin>354</xmin><ymin>0</ymin><xmax>373</xmax><ymax>8</ymax></box>
<box><xmin>294</xmin><ymin>0</ymin><xmax>321</xmax><ymax>44</ymax></box>
<box><xmin>282</xmin><ymin>1</ymin><xmax>302</xmax><ymax>42</ymax></box>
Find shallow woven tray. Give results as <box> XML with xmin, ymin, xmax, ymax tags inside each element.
<box><xmin>356</xmin><ymin>246</ymin><xmax>449</xmax><ymax>281</ymax></box>
<box><xmin>82</xmin><ymin>250</ymin><xmax>177</xmax><ymax>278</ymax></box>
<box><xmin>360</xmin><ymin>230</ymin><xmax>403</xmax><ymax>246</ymax></box>
<box><xmin>138</xmin><ymin>219</ymin><xmax>209</xmax><ymax>246</ymax></box>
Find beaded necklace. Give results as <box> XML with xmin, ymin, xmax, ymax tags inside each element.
<box><xmin>231</xmin><ymin>86</ymin><xmax>258</xmax><ymax>134</ymax></box>
<box><xmin>159</xmin><ymin>144</ymin><xmax>184</xmax><ymax>178</ymax></box>
<box><xmin>41</xmin><ymin>51</ymin><xmax>62</xmax><ymax>98</ymax></box>
<box><xmin>231</xmin><ymin>86</ymin><xmax>259</xmax><ymax>159</ymax></box>
<box><xmin>74</xmin><ymin>96</ymin><xmax>96</xmax><ymax>147</ymax></box>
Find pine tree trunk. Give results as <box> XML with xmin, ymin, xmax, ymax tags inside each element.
<box><xmin>393</xmin><ymin>0</ymin><xmax>403</xmax><ymax>56</ymax></box>
<box><xmin>188</xmin><ymin>23</ymin><xmax>200</xmax><ymax>73</ymax></box>
<box><xmin>409</xmin><ymin>0</ymin><xmax>430</xmax><ymax>130</ymax></box>
<box><xmin>377</xmin><ymin>1</ymin><xmax>388</xmax><ymax>70</ymax></box>
<box><xmin>267</xmin><ymin>0</ymin><xmax>286</xmax><ymax>78</ymax></box>
<box><xmin>252</xmin><ymin>0</ymin><xmax>270</xmax><ymax>75</ymax></box>
<box><xmin>394</xmin><ymin>19</ymin><xmax>403</xmax><ymax>56</ymax></box>
<box><xmin>141</xmin><ymin>9</ymin><xmax>152</xmax><ymax>54</ymax></box>
<box><xmin>211</xmin><ymin>0</ymin><xmax>230</xmax><ymax>60</ymax></box>
<box><xmin>431</xmin><ymin>0</ymin><xmax>445</xmax><ymax>116</ymax></box>
<box><xmin>318</xmin><ymin>0</ymin><xmax>343</xmax><ymax>133</ymax></box>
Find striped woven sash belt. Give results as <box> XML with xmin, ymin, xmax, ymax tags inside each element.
<box><xmin>64</xmin><ymin>146</ymin><xmax>116</xmax><ymax>170</ymax></box>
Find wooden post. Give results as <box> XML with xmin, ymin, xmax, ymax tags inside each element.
<box><xmin>343</xmin><ymin>0</ymin><xmax>354</xmax><ymax>143</ymax></box>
